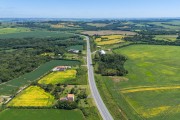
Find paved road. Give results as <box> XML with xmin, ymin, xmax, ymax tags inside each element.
<box><xmin>85</xmin><ymin>36</ymin><xmax>114</xmax><ymax>120</ymax></box>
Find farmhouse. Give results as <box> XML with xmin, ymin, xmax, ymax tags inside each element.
<box><xmin>60</xmin><ymin>94</ymin><xmax>75</xmax><ymax>102</ymax></box>
<box><xmin>52</xmin><ymin>66</ymin><xmax>71</xmax><ymax>71</ymax></box>
<box><xmin>68</xmin><ymin>49</ymin><xmax>80</xmax><ymax>54</ymax></box>
<box><xmin>67</xmin><ymin>94</ymin><xmax>75</xmax><ymax>101</ymax></box>
<box><xmin>99</xmin><ymin>50</ymin><xmax>106</xmax><ymax>55</ymax></box>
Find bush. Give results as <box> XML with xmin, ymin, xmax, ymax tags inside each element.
<box><xmin>55</xmin><ymin>101</ymin><xmax>78</xmax><ymax>110</ymax></box>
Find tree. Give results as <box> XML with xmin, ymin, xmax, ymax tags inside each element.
<box><xmin>55</xmin><ymin>101</ymin><xmax>78</xmax><ymax>110</ymax></box>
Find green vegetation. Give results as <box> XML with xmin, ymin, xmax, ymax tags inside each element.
<box><xmin>94</xmin><ymin>54</ymin><xmax>128</xmax><ymax>76</ymax></box>
<box><xmin>154</xmin><ymin>35</ymin><xmax>178</xmax><ymax>42</ymax></box>
<box><xmin>0</xmin><ymin>60</ymin><xmax>80</xmax><ymax>96</ymax></box>
<box><xmin>67</xmin><ymin>45</ymin><xmax>84</xmax><ymax>50</ymax></box>
<box><xmin>0</xmin><ymin>31</ymin><xmax>74</xmax><ymax>39</ymax></box>
<box><xmin>0</xmin><ymin>28</ymin><xmax>30</xmax><ymax>34</ymax></box>
<box><xmin>106</xmin><ymin>45</ymin><xmax>180</xmax><ymax>119</ymax></box>
<box><xmin>0</xmin><ymin>109</ymin><xmax>84</xmax><ymax>120</ymax></box>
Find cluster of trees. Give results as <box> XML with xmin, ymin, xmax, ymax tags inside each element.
<box><xmin>94</xmin><ymin>53</ymin><xmax>128</xmax><ymax>76</ymax></box>
<box><xmin>177</xmin><ymin>33</ymin><xmax>180</xmax><ymax>39</ymax></box>
<box><xmin>0</xmin><ymin>35</ymin><xmax>84</xmax><ymax>83</ymax></box>
<box><xmin>32</xmin><ymin>81</ymin><xmax>88</xmax><ymax>110</ymax></box>
<box><xmin>124</xmin><ymin>34</ymin><xmax>180</xmax><ymax>46</ymax></box>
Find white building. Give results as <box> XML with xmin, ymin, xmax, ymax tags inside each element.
<box><xmin>99</xmin><ymin>50</ymin><xmax>106</xmax><ymax>55</ymax></box>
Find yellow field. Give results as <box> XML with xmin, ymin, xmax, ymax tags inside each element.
<box><xmin>139</xmin><ymin>106</ymin><xmax>170</xmax><ymax>118</ymax></box>
<box><xmin>95</xmin><ymin>35</ymin><xmax>124</xmax><ymax>45</ymax></box>
<box><xmin>121</xmin><ymin>85</ymin><xmax>180</xmax><ymax>93</ymax></box>
<box><xmin>38</xmin><ymin>70</ymin><xmax>77</xmax><ymax>84</ymax></box>
<box><xmin>7</xmin><ymin>86</ymin><xmax>54</xmax><ymax>107</ymax></box>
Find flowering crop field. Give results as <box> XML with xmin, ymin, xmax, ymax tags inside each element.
<box><xmin>38</xmin><ymin>70</ymin><xmax>77</xmax><ymax>85</ymax></box>
<box><xmin>7</xmin><ymin>86</ymin><xmax>54</xmax><ymax>107</ymax></box>
<box><xmin>95</xmin><ymin>35</ymin><xmax>124</xmax><ymax>45</ymax></box>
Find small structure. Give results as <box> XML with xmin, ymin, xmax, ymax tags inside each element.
<box><xmin>60</xmin><ymin>94</ymin><xmax>75</xmax><ymax>102</ymax></box>
<box><xmin>67</xmin><ymin>94</ymin><xmax>75</xmax><ymax>101</ymax></box>
<box><xmin>99</xmin><ymin>50</ymin><xmax>106</xmax><ymax>55</ymax></box>
<box><xmin>52</xmin><ymin>66</ymin><xmax>71</xmax><ymax>72</ymax></box>
<box><xmin>68</xmin><ymin>49</ymin><xmax>80</xmax><ymax>54</ymax></box>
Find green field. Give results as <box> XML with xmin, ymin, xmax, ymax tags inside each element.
<box><xmin>154</xmin><ymin>35</ymin><xmax>178</xmax><ymax>42</ymax></box>
<box><xmin>96</xmin><ymin>45</ymin><xmax>180</xmax><ymax>119</ymax></box>
<box><xmin>0</xmin><ymin>31</ymin><xmax>75</xmax><ymax>39</ymax></box>
<box><xmin>0</xmin><ymin>28</ymin><xmax>30</xmax><ymax>34</ymax></box>
<box><xmin>0</xmin><ymin>109</ymin><xmax>84</xmax><ymax>120</ymax></box>
<box><xmin>0</xmin><ymin>60</ymin><xmax>80</xmax><ymax>96</ymax></box>
<box><xmin>111</xmin><ymin>45</ymin><xmax>180</xmax><ymax>119</ymax></box>
<box><xmin>148</xmin><ymin>22</ymin><xmax>180</xmax><ymax>30</ymax></box>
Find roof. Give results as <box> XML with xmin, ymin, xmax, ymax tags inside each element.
<box><xmin>100</xmin><ymin>50</ymin><xmax>106</xmax><ymax>54</ymax></box>
<box><xmin>56</xmin><ymin>66</ymin><xmax>66</xmax><ymax>69</ymax></box>
<box><xmin>67</xmin><ymin>94</ymin><xmax>74</xmax><ymax>98</ymax></box>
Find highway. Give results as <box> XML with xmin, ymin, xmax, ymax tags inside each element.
<box><xmin>85</xmin><ymin>36</ymin><xmax>114</xmax><ymax>120</ymax></box>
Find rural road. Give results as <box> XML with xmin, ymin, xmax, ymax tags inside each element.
<box><xmin>85</xmin><ymin>36</ymin><xmax>114</xmax><ymax>120</ymax></box>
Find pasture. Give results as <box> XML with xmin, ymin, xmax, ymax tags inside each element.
<box><xmin>82</xmin><ymin>30</ymin><xmax>136</xmax><ymax>36</ymax></box>
<box><xmin>7</xmin><ymin>86</ymin><xmax>54</xmax><ymax>107</ymax></box>
<box><xmin>95</xmin><ymin>35</ymin><xmax>125</xmax><ymax>45</ymax></box>
<box><xmin>0</xmin><ymin>109</ymin><xmax>84</xmax><ymax>120</ymax></box>
<box><xmin>38</xmin><ymin>70</ymin><xmax>77</xmax><ymax>85</ymax></box>
<box><xmin>154</xmin><ymin>35</ymin><xmax>178</xmax><ymax>42</ymax></box>
<box><xmin>110</xmin><ymin>45</ymin><xmax>180</xmax><ymax>119</ymax></box>
<box><xmin>0</xmin><ymin>60</ymin><xmax>80</xmax><ymax>96</ymax></box>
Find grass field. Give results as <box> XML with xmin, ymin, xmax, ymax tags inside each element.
<box><xmin>0</xmin><ymin>28</ymin><xmax>30</xmax><ymax>34</ymax></box>
<box><xmin>0</xmin><ymin>109</ymin><xmax>84</xmax><ymax>120</ymax></box>
<box><xmin>8</xmin><ymin>86</ymin><xmax>54</xmax><ymax>107</ymax></box>
<box><xmin>110</xmin><ymin>45</ymin><xmax>180</xmax><ymax>119</ymax></box>
<box><xmin>148</xmin><ymin>22</ymin><xmax>180</xmax><ymax>30</ymax></box>
<box><xmin>0</xmin><ymin>60</ymin><xmax>80</xmax><ymax>96</ymax></box>
<box><xmin>82</xmin><ymin>30</ymin><xmax>136</xmax><ymax>36</ymax></box>
<box><xmin>154</xmin><ymin>35</ymin><xmax>178</xmax><ymax>42</ymax></box>
<box><xmin>0</xmin><ymin>31</ymin><xmax>75</xmax><ymax>39</ymax></box>
<box><xmin>38</xmin><ymin>70</ymin><xmax>77</xmax><ymax>85</ymax></box>
<box><xmin>95</xmin><ymin>35</ymin><xmax>125</xmax><ymax>45</ymax></box>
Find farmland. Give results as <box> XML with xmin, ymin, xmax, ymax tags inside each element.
<box><xmin>8</xmin><ymin>86</ymin><xmax>55</xmax><ymax>107</ymax></box>
<box><xmin>0</xmin><ymin>109</ymin><xmax>84</xmax><ymax>120</ymax></box>
<box><xmin>0</xmin><ymin>31</ymin><xmax>75</xmax><ymax>39</ymax></box>
<box><xmin>0</xmin><ymin>60</ymin><xmax>80</xmax><ymax>96</ymax></box>
<box><xmin>0</xmin><ymin>28</ymin><xmax>30</xmax><ymax>34</ymax></box>
<box><xmin>103</xmin><ymin>45</ymin><xmax>180</xmax><ymax>119</ymax></box>
<box><xmin>154</xmin><ymin>35</ymin><xmax>178</xmax><ymax>42</ymax></box>
<box><xmin>38</xmin><ymin>70</ymin><xmax>77</xmax><ymax>85</ymax></box>
<box><xmin>95</xmin><ymin>35</ymin><xmax>125</xmax><ymax>45</ymax></box>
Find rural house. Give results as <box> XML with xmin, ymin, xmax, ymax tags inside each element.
<box><xmin>99</xmin><ymin>50</ymin><xmax>106</xmax><ymax>55</ymax></box>
<box><xmin>60</xmin><ymin>94</ymin><xmax>75</xmax><ymax>102</ymax></box>
<box><xmin>68</xmin><ymin>49</ymin><xmax>80</xmax><ymax>54</ymax></box>
<box><xmin>52</xmin><ymin>66</ymin><xmax>71</xmax><ymax>71</ymax></box>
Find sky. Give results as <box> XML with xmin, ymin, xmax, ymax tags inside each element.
<box><xmin>0</xmin><ymin>0</ymin><xmax>180</xmax><ymax>18</ymax></box>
